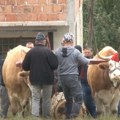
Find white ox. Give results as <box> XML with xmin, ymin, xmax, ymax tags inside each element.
<box><xmin>87</xmin><ymin>46</ymin><xmax>120</xmax><ymax>115</ymax></box>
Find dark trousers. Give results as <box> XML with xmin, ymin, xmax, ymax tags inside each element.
<box><xmin>81</xmin><ymin>83</ymin><xmax>97</xmax><ymax>118</ymax></box>
<box><xmin>0</xmin><ymin>85</ymin><xmax>10</xmax><ymax>117</ymax></box>
<box><xmin>118</xmin><ymin>101</ymin><xmax>120</xmax><ymax>116</ymax></box>
<box><xmin>60</xmin><ymin>75</ymin><xmax>83</xmax><ymax>118</ymax></box>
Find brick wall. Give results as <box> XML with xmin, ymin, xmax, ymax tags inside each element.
<box><xmin>0</xmin><ymin>0</ymin><xmax>67</xmax><ymax>22</ymax></box>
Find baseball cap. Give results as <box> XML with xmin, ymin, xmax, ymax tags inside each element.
<box><xmin>35</xmin><ymin>32</ymin><xmax>46</xmax><ymax>41</ymax></box>
<box><xmin>63</xmin><ymin>33</ymin><xmax>74</xmax><ymax>42</ymax></box>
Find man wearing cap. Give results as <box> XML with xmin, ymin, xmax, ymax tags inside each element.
<box><xmin>22</xmin><ymin>32</ymin><xmax>58</xmax><ymax>119</ymax></box>
<box><xmin>55</xmin><ymin>33</ymin><xmax>89</xmax><ymax>119</ymax></box>
<box><xmin>55</xmin><ymin>33</ymin><xmax>106</xmax><ymax>119</ymax></box>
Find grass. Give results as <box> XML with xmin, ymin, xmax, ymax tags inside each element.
<box><xmin>1</xmin><ymin>106</ymin><xmax>119</xmax><ymax>120</ymax></box>
<box><xmin>4</xmin><ymin>113</ymin><xmax>120</xmax><ymax>120</ymax></box>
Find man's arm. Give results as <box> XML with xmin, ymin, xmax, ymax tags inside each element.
<box><xmin>89</xmin><ymin>59</ymin><xmax>108</xmax><ymax>64</ymax></box>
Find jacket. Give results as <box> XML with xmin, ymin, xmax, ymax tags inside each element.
<box><xmin>0</xmin><ymin>59</ymin><xmax>5</xmax><ymax>86</ymax></box>
<box><xmin>55</xmin><ymin>46</ymin><xmax>90</xmax><ymax>75</ymax></box>
<box><xmin>22</xmin><ymin>44</ymin><xmax>58</xmax><ymax>85</ymax></box>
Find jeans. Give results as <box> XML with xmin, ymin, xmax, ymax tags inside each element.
<box><xmin>31</xmin><ymin>85</ymin><xmax>52</xmax><ymax>118</ymax></box>
<box><xmin>118</xmin><ymin>101</ymin><xmax>120</xmax><ymax>116</ymax></box>
<box><xmin>81</xmin><ymin>83</ymin><xmax>97</xmax><ymax>118</ymax></box>
<box><xmin>60</xmin><ymin>75</ymin><xmax>83</xmax><ymax>118</ymax></box>
<box><xmin>0</xmin><ymin>85</ymin><xmax>10</xmax><ymax>117</ymax></box>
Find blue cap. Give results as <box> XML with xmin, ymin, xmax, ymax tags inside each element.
<box><xmin>35</xmin><ymin>32</ymin><xmax>46</xmax><ymax>41</ymax></box>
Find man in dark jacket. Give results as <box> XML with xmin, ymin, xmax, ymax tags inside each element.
<box><xmin>22</xmin><ymin>32</ymin><xmax>58</xmax><ymax>119</ymax></box>
<box><xmin>80</xmin><ymin>47</ymin><xmax>97</xmax><ymax>118</ymax></box>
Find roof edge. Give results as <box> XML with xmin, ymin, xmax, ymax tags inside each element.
<box><xmin>0</xmin><ymin>21</ymin><xmax>68</xmax><ymax>27</ymax></box>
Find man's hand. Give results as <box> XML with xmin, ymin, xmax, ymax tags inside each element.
<box><xmin>16</xmin><ymin>60</ymin><xmax>22</xmax><ymax>67</ymax></box>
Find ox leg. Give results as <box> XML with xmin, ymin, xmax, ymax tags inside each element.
<box><xmin>20</xmin><ymin>90</ymin><xmax>31</xmax><ymax>117</ymax></box>
<box><xmin>21</xmin><ymin>100</ymin><xmax>30</xmax><ymax>117</ymax></box>
<box><xmin>110</xmin><ymin>90</ymin><xmax>120</xmax><ymax>115</ymax></box>
<box><xmin>7</xmin><ymin>90</ymin><xmax>21</xmax><ymax>116</ymax></box>
<box><xmin>95</xmin><ymin>93</ymin><xmax>104</xmax><ymax>115</ymax></box>
<box><xmin>9</xmin><ymin>96</ymin><xmax>21</xmax><ymax>116</ymax></box>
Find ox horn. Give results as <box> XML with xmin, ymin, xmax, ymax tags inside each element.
<box><xmin>97</xmin><ymin>52</ymin><xmax>113</xmax><ymax>61</ymax></box>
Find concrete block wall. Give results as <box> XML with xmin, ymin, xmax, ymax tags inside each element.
<box><xmin>75</xmin><ymin>0</ymin><xmax>81</xmax><ymax>18</ymax></box>
<box><xmin>0</xmin><ymin>0</ymin><xmax>67</xmax><ymax>21</ymax></box>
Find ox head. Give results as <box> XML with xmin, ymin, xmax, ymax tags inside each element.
<box><xmin>96</xmin><ymin>46</ymin><xmax>120</xmax><ymax>87</ymax></box>
<box><xmin>96</xmin><ymin>46</ymin><xmax>117</xmax><ymax>60</ymax></box>
<box><xmin>108</xmin><ymin>60</ymin><xmax>120</xmax><ymax>87</ymax></box>
<box><xmin>99</xmin><ymin>60</ymin><xmax>120</xmax><ymax>87</ymax></box>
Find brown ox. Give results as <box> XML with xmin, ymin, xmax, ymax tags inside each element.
<box><xmin>2</xmin><ymin>45</ymin><xmax>31</xmax><ymax>116</ymax></box>
<box><xmin>87</xmin><ymin>46</ymin><xmax>120</xmax><ymax>115</ymax></box>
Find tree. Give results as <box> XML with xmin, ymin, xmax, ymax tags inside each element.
<box><xmin>83</xmin><ymin>0</ymin><xmax>120</xmax><ymax>52</ymax></box>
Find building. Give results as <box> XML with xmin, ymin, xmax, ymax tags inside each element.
<box><xmin>0</xmin><ymin>0</ymin><xmax>83</xmax><ymax>58</ymax></box>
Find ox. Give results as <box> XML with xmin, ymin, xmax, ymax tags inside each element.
<box><xmin>2</xmin><ymin>45</ymin><xmax>31</xmax><ymax>116</ymax></box>
<box><xmin>87</xmin><ymin>46</ymin><xmax>120</xmax><ymax>115</ymax></box>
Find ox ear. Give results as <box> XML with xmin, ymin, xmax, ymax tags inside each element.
<box><xmin>98</xmin><ymin>62</ymin><xmax>109</xmax><ymax>70</ymax></box>
<box><xmin>19</xmin><ymin>71</ymin><xmax>29</xmax><ymax>77</ymax></box>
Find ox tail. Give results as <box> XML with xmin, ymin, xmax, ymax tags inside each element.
<box><xmin>17</xmin><ymin>71</ymin><xmax>32</xmax><ymax>117</ymax></box>
<box><xmin>17</xmin><ymin>71</ymin><xmax>31</xmax><ymax>89</ymax></box>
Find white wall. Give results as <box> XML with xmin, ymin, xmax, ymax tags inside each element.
<box><xmin>53</xmin><ymin>26</ymin><xmax>69</xmax><ymax>50</ymax></box>
<box><xmin>0</xmin><ymin>26</ymin><xmax>69</xmax><ymax>50</ymax></box>
<box><xmin>75</xmin><ymin>4</ymin><xmax>83</xmax><ymax>48</ymax></box>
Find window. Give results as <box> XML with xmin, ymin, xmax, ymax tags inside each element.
<box><xmin>0</xmin><ymin>33</ymin><xmax>53</xmax><ymax>59</ymax></box>
<box><xmin>0</xmin><ymin>38</ymin><xmax>34</xmax><ymax>59</ymax></box>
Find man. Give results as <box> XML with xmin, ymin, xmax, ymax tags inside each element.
<box><xmin>0</xmin><ymin>59</ymin><xmax>10</xmax><ymax>119</ymax></box>
<box><xmin>55</xmin><ymin>33</ymin><xmax>106</xmax><ymax>119</ymax></box>
<box><xmin>26</xmin><ymin>42</ymin><xmax>34</xmax><ymax>48</ymax></box>
<box><xmin>22</xmin><ymin>32</ymin><xmax>58</xmax><ymax>119</ymax></box>
<box><xmin>80</xmin><ymin>47</ymin><xmax>97</xmax><ymax>118</ymax></box>
<box><xmin>55</xmin><ymin>33</ymin><xmax>92</xmax><ymax>119</ymax></box>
